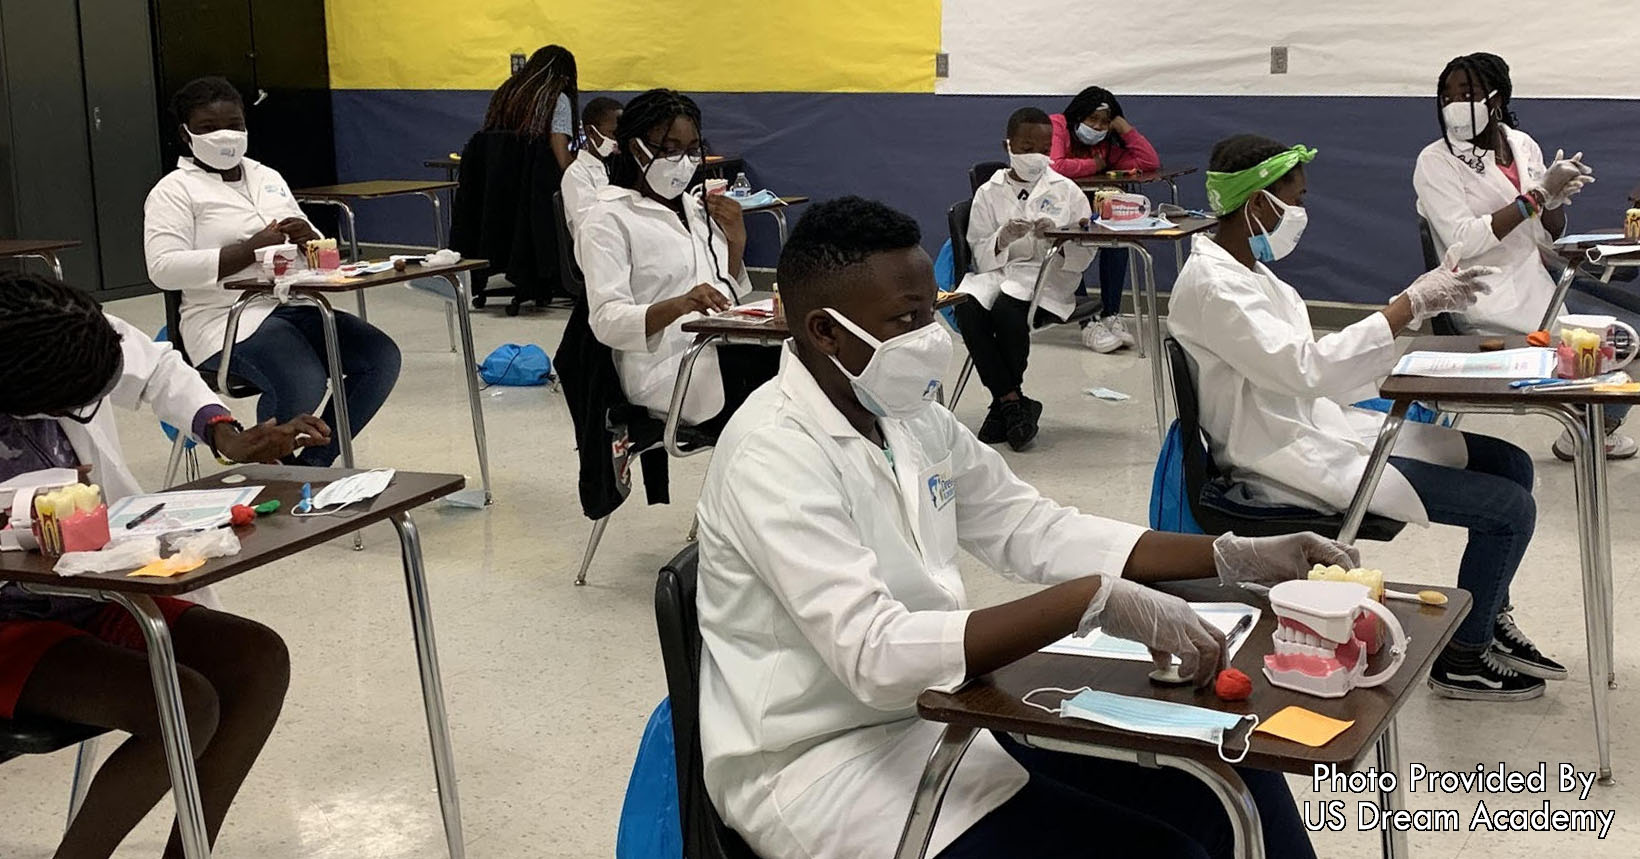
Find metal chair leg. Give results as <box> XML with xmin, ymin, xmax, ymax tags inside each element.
<box><xmin>949</xmin><ymin>358</ymin><xmax>975</xmax><ymax>411</ymax></box>
<box><xmin>445</xmin><ymin>302</ymin><xmax>458</xmax><ymax>353</ymax></box>
<box><xmin>574</xmin><ymin>516</ymin><xmax>611</xmax><ymax>586</ymax></box>
<box><xmin>65</xmin><ymin>737</ymin><xmax>98</xmax><ymax>831</ymax></box>
<box><xmin>164</xmin><ymin>433</ymin><xmax>189</xmax><ymax>488</ymax></box>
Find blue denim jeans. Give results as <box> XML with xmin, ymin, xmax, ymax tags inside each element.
<box><xmin>199</xmin><ymin>305</ymin><xmax>402</xmax><ymax>467</ymax></box>
<box><xmin>1389</xmin><ymin>432</ymin><xmax>1536</xmax><ymax>649</ymax></box>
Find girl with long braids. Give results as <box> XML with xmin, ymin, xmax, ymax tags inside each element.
<box><xmin>1414</xmin><ymin>52</ymin><xmax>1634</xmax><ymax>460</ymax></box>
<box><xmin>482</xmin><ymin>44</ymin><xmax>579</xmax><ymax>171</ymax></box>
<box><xmin>576</xmin><ymin>88</ymin><xmax>777</xmax><ymax>434</ymax></box>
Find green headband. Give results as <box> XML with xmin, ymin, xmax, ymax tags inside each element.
<box><xmin>1205</xmin><ymin>145</ymin><xmax>1317</xmax><ymax>215</ymax></box>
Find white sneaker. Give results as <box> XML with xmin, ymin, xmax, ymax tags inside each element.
<box><xmin>1082</xmin><ymin>318</ymin><xmax>1121</xmax><ymax>353</ymax></box>
<box><xmin>1105</xmin><ymin>315</ymin><xmax>1137</xmax><ymax>348</ymax></box>
<box><xmin>1552</xmin><ymin>429</ymin><xmax>1640</xmax><ymax>462</ymax></box>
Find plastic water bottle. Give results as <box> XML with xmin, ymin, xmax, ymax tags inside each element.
<box><xmin>728</xmin><ymin>172</ymin><xmax>752</xmax><ymax>199</ymax></box>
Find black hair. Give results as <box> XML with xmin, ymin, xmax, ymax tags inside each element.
<box><xmin>1208</xmin><ymin>134</ymin><xmax>1299</xmax><ymax>219</ymax></box>
<box><xmin>169</xmin><ymin>76</ymin><xmax>242</xmax><ymax>129</ymax></box>
<box><xmin>1437</xmin><ymin>52</ymin><xmax>1516</xmax><ymax>173</ymax></box>
<box><xmin>0</xmin><ymin>273</ymin><xmax>123</xmax><ymax>417</ymax></box>
<box><xmin>777</xmin><ymin>196</ymin><xmax>922</xmax><ymax>326</ymax></box>
<box><xmin>1062</xmin><ymin>85</ymin><xmax>1128</xmax><ymax>149</ymax></box>
<box><xmin>1006</xmin><ymin>107</ymin><xmax>1052</xmax><ymax>138</ymax></box>
<box><xmin>606</xmin><ymin>88</ymin><xmax>703</xmax><ymax>191</ymax></box>
<box><xmin>482</xmin><ymin>45</ymin><xmax>578</xmax><ymax>139</ymax></box>
<box><xmin>581</xmin><ymin>96</ymin><xmax>623</xmax><ymax>128</ymax></box>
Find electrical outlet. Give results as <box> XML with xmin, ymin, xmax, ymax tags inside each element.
<box><xmin>1270</xmin><ymin>46</ymin><xmax>1289</xmax><ymax>74</ymax></box>
<box><xmin>935</xmin><ymin>53</ymin><xmax>949</xmax><ymax>78</ymax></box>
<box><xmin>511</xmin><ymin>51</ymin><xmax>526</xmax><ymax>74</ymax></box>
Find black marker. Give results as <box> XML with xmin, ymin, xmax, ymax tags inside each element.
<box><xmin>125</xmin><ymin>502</ymin><xmax>165</xmax><ymax>530</ymax></box>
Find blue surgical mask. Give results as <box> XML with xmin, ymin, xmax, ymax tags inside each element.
<box><xmin>1075</xmin><ymin>123</ymin><xmax>1107</xmax><ymax>146</ymax></box>
<box><xmin>1245</xmin><ymin>190</ymin><xmax>1307</xmax><ymax>263</ymax></box>
<box><xmin>1024</xmin><ymin>687</ymin><xmax>1258</xmax><ymax>763</ymax></box>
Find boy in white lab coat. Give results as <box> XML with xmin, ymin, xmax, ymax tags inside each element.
<box><xmin>695</xmin><ymin>196</ymin><xmax>1348</xmax><ymax>859</ymax></box>
<box><xmin>1171</xmin><ymin>133</ymin><xmax>1564</xmax><ymax>702</ymax></box>
<box><xmin>560</xmin><ymin>96</ymin><xmax>623</xmax><ymax>237</ymax></box>
<box><xmin>0</xmin><ymin>272</ymin><xmax>325</xmax><ymax>857</ymax></box>
<box><xmin>954</xmin><ymin>107</ymin><xmax>1094</xmax><ymax>450</ymax></box>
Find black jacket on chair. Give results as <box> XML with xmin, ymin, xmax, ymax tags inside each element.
<box><xmin>555</xmin><ymin>301</ymin><xmax>669</xmax><ymax>520</ymax></box>
<box><xmin>450</xmin><ymin>130</ymin><xmax>565</xmax><ymax>305</ymax></box>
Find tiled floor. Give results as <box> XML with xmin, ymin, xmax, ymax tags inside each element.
<box><xmin>2</xmin><ymin>287</ymin><xmax>1636</xmax><ymax>857</ymax></box>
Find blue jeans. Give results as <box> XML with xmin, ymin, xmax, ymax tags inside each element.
<box><xmin>198</xmin><ymin>305</ymin><xmax>403</xmax><ymax>467</ymax></box>
<box><xmin>1389</xmin><ymin>432</ymin><xmax>1535</xmax><ymax>649</ymax></box>
<box><xmin>939</xmin><ymin>733</ymin><xmax>1314</xmax><ymax>859</ymax></box>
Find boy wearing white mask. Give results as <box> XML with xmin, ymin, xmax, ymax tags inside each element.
<box><xmin>954</xmin><ymin>108</ymin><xmax>1094</xmax><ymax>450</ymax></box>
<box><xmin>577</xmin><ymin>88</ymin><xmax>776</xmax><ymax>431</ymax></box>
<box><xmin>1172</xmin><ymin>133</ymin><xmax>1564</xmax><ymax>702</ymax></box>
<box><xmin>560</xmin><ymin>96</ymin><xmax>623</xmax><ymax>236</ymax></box>
<box><xmin>696</xmin><ymin>196</ymin><xmax>1344</xmax><ymax>859</ymax></box>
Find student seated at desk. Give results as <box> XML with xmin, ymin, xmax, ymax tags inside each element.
<box><xmin>1050</xmin><ymin>86</ymin><xmax>1162</xmax><ymax>355</ymax></box>
<box><xmin>578</xmin><ymin>88</ymin><xmax>776</xmax><ymax>432</ymax></box>
<box><xmin>1171</xmin><ymin>133</ymin><xmax>1565</xmax><ymax>702</ymax></box>
<box><xmin>696</xmin><ymin>196</ymin><xmax>1354</xmax><ymax>859</ymax></box>
<box><xmin>484</xmin><ymin>45</ymin><xmax>580</xmax><ymax>172</ymax></box>
<box><xmin>0</xmin><ymin>272</ymin><xmax>324</xmax><ymax>859</ymax></box>
<box><xmin>1413</xmin><ymin>52</ymin><xmax>1635</xmax><ymax>461</ymax></box>
<box><xmin>143</xmin><ymin>76</ymin><xmax>401</xmax><ymax>468</ymax></box>
<box><xmin>561</xmin><ymin>96</ymin><xmax>623</xmax><ymax>235</ymax></box>
<box><xmin>955</xmin><ymin>107</ymin><xmax>1094</xmax><ymax>451</ymax></box>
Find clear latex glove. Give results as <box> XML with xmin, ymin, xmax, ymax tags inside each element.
<box><xmin>1031</xmin><ymin>216</ymin><xmax>1058</xmax><ymax>238</ymax></box>
<box><xmin>1078</xmin><ymin>576</ymin><xmax>1226</xmax><ymax>686</ymax></box>
<box><xmin>1211</xmin><ymin>531</ymin><xmax>1360</xmax><ymax>588</ymax></box>
<box><xmin>1401</xmin><ymin>245</ymin><xmax>1499</xmax><ymax>321</ymax></box>
<box><xmin>1546</xmin><ymin>174</ymin><xmax>1595</xmax><ymax>210</ymax></box>
<box><xmin>1540</xmin><ymin>149</ymin><xmax>1595</xmax><ymax>209</ymax></box>
<box><xmin>996</xmin><ymin>218</ymin><xmax>1034</xmax><ymax>249</ymax></box>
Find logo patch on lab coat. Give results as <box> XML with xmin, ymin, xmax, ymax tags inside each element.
<box><xmin>1036</xmin><ymin>199</ymin><xmax>1061</xmax><ymax>216</ymax></box>
<box><xmin>265</xmin><ymin>184</ymin><xmax>287</xmax><ymax>198</ymax></box>
<box><xmin>926</xmin><ymin>471</ymin><xmax>955</xmax><ymax>511</ymax></box>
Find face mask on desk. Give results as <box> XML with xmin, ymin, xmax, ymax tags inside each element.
<box><xmin>824</xmin><ymin>309</ymin><xmax>952</xmax><ymax>421</ymax></box>
<box><xmin>1024</xmin><ymin>686</ymin><xmax>1258</xmax><ymax>763</ymax></box>
<box><xmin>186</xmin><ymin>128</ymin><xmax>248</xmax><ymax>171</ymax></box>
<box><xmin>636</xmin><ymin>139</ymin><xmax>701</xmax><ymax>201</ymax></box>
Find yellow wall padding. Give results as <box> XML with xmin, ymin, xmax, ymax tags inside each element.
<box><xmin>326</xmin><ymin>1</ymin><xmax>940</xmax><ymax>93</ymax></box>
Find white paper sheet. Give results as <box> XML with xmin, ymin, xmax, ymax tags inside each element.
<box><xmin>1041</xmin><ymin>603</ymin><xmax>1260</xmax><ymax>665</ymax></box>
<box><xmin>1093</xmin><ymin>217</ymin><xmax>1176</xmax><ymax>232</ymax></box>
<box><xmin>1555</xmin><ymin>233</ymin><xmax>1625</xmax><ymax>246</ymax></box>
<box><xmin>1392</xmin><ymin>348</ymin><xmax>1556</xmax><ymax>379</ymax></box>
<box><xmin>106</xmin><ymin>487</ymin><xmax>262</xmax><ymax>537</ymax></box>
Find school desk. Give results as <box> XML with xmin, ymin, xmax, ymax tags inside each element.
<box><xmin>1078</xmin><ymin>166</ymin><xmax>1201</xmax><ymax>268</ymax></box>
<box><xmin>222</xmin><ymin>260</ymin><xmax>494</xmax><ymax>505</ymax></box>
<box><xmin>0</xmin><ymin>238</ymin><xmax>81</xmax><ymax>281</ymax></box>
<box><xmin>1338</xmin><ymin>334</ymin><xmax>1640</xmax><ymax>787</ymax></box>
<box><xmin>896</xmin><ymin>579</ymin><xmax>1470</xmax><ymax>859</ymax></box>
<box><xmin>2</xmin><ymin>466</ymin><xmax>469</xmax><ymax>859</ymax></box>
<box><xmin>1549</xmin><ymin>230</ymin><xmax>1640</xmax><ymax>307</ymax></box>
<box><xmin>293</xmin><ymin>180</ymin><xmax>460</xmax><ymax>322</ymax></box>
<box><xmin>738</xmin><ymin>195</ymin><xmax>811</xmax><ymax>246</ymax></box>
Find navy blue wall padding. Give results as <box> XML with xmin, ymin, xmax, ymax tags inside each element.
<box><xmin>615</xmin><ymin>699</ymin><xmax>683</xmax><ymax>859</ymax></box>
<box><xmin>333</xmin><ymin>90</ymin><xmax>1640</xmax><ymax>305</ymax></box>
<box><xmin>1149</xmin><ymin>421</ymin><xmax>1204</xmax><ymax>534</ymax></box>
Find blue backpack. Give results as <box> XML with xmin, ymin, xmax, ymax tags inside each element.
<box><xmin>1148</xmin><ymin>420</ymin><xmax>1204</xmax><ymax>534</ymax></box>
<box><xmin>615</xmin><ymin>699</ymin><xmax>683</xmax><ymax>859</ymax></box>
<box><xmin>478</xmin><ymin>343</ymin><xmax>553</xmax><ymax>386</ymax></box>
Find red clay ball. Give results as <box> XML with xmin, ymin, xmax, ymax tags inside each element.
<box><xmin>229</xmin><ymin>505</ymin><xmax>256</xmax><ymax>527</ymax></box>
<box><xmin>1215</xmin><ymin>668</ymin><xmax>1253</xmax><ymax>702</ymax></box>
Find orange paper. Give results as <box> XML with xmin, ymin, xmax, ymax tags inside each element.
<box><xmin>128</xmin><ymin>556</ymin><xmax>205</xmax><ymax>578</ymax></box>
<box><xmin>1254</xmin><ymin>706</ymin><xmax>1354</xmax><ymax>747</ymax></box>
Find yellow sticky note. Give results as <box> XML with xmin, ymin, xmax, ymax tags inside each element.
<box><xmin>1254</xmin><ymin>706</ymin><xmax>1355</xmax><ymax>748</ymax></box>
<box><xmin>128</xmin><ymin>557</ymin><xmax>205</xmax><ymax>578</ymax></box>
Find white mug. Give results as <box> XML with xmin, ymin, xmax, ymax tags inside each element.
<box><xmin>1555</xmin><ymin>313</ymin><xmax>1639</xmax><ymax>374</ymax></box>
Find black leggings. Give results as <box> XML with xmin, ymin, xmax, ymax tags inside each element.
<box><xmin>953</xmin><ymin>295</ymin><xmax>1063</xmax><ymax>401</ymax></box>
<box><xmin>15</xmin><ymin>608</ymin><xmax>290</xmax><ymax>859</ymax></box>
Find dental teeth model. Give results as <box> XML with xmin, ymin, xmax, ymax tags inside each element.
<box><xmin>1263</xmin><ymin>580</ymin><xmax>1408</xmax><ymax>699</ymax></box>
<box><xmin>1309</xmin><ymin>564</ymin><xmax>1386</xmax><ymax>653</ymax></box>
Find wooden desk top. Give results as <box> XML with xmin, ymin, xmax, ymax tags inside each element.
<box><xmin>741</xmin><ymin>195</ymin><xmax>810</xmax><ymax>214</ymax></box>
<box><xmin>0</xmin><ymin>466</ymin><xmax>462</xmax><ymax>597</ymax></box>
<box><xmin>704</xmin><ymin>154</ymin><xmax>740</xmax><ymax>165</ymax></box>
<box><xmin>224</xmin><ymin>260</ymin><xmax>487</xmax><ymax>293</ymax></box>
<box><xmin>1076</xmin><ymin>166</ymin><xmax>1199</xmax><ymax>189</ymax></box>
<box><xmin>0</xmin><ymin>239</ymin><xmax>82</xmax><ymax>257</ymax></box>
<box><xmin>918</xmin><ymin>579</ymin><xmax>1470</xmax><ymax>774</ymax></box>
<box><xmin>294</xmin><ymin>180</ymin><xmax>458</xmax><ymax>200</ymax></box>
<box><xmin>424</xmin><ymin>158</ymin><xmax>459</xmax><ymax>169</ymax></box>
<box><xmin>1383</xmin><ymin>335</ymin><xmax>1640</xmax><ymax>406</ymax></box>
<box><xmin>1045</xmin><ymin>217</ymin><xmax>1217</xmax><ymax>244</ymax></box>
<box><xmin>682</xmin><ymin>292</ymin><xmax>966</xmax><ymax>341</ymax></box>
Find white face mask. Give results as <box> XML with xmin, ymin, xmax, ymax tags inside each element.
<box><xmin>299</xmin><ymin>468</ymin><xmax>395</xmax><ymax>515</ymax></box>
<box><xmin>1441</xmin><ymin>92</ymin><xmax>1495</xmax><ymax>145</ymax></box>
<box><xmin>1007</xmin><ymin>144</ymin><xmax>1050</xmax><ymax>183</ymax></box>
<box><xmin>635</xmin><ymin>139</ymin><xmax>701</xmax><ymax>200</ymax></box>
<box><xmin>824</xmin><ymin>309</ymin><xmax>952</xmax><ymax>420</ymax></box>
<box><xmin>1075</xmin><ymin>122</ymin><xmax>1107</xmax><ymax>146</ymax></box>
<box><xmin>588</xmin><ymin>128</ymin><xmax>617</xmax><ymax>158</ymax></box>
<box><xmin>1246</xmin><ymin>190</ymin><xmax>1307</xmax><ymax>263</ymax></box>
<box><xmin>186</xmin><ymin>127</ymin><xmax>247</xmax><ymax>171</ymax></box>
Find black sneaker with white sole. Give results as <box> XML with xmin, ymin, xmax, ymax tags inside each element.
<box><xmin>1490</xmin><ymin>608</ymin><xmax>1569</xmax><ymax>680</ymax></box>
<box><xmin>1428</xmin><ymin>646</ymin><xmax>1546</xmax><ymax>701</ymax></box>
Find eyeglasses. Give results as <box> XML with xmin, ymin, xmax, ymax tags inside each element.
<box><xmin>60</xmin><ymin>399</ymin><xmax>103</xmax><ymax>425</ymax></box>
<box><xmin>638</xmin><ymin>138</ymin><xmax>704</xmax><ymax>162</ymax></box>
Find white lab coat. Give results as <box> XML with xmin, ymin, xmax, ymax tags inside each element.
<box><xmin>1414</xmin><ymin>126</ymin><xmax>1555</xmax><ymax>334</ymax></box>
<box><xmin>696</xmin><ymin>344</ymin><xmax>1147</xmax><ymax>859</ymax></box>
<box><xmin>143</xmin><ymin>157</ymin><xmax>314</xmax><ymax>364</ymax></box>
<box><xmin>1169</xmin><ymin>235</ymin><xmax>1468</xmax><ymax>524</ymax></box>
<box><xmin>958</xmin><ymin>167</ymin><xmax>1094</xmax><ymax>322</ymax></box>
<box><xmin>576</xmin><ymin>186</ymin><xmax>750</xmax><ymax>424</ymax></box>
<box><xmin>559</xmin><ymin>148</ymin><xmax>608</xmax><ymax>238</ymax></box>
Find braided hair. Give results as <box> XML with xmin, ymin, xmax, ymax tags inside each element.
<box><xmin>1208</xmin><ymin>134</ymin><xmax>1298</xmax><ymax>220</ymax></box>
<box><xmin>0</xmin><ymin>273</ymin><xmax>123</xmax><ymax>417</ymax></box>
<box><xmin>606</xmin><ymin>89</ymin><xmax>703</xmax><ymax>191</ymax></box>
<box><xmin>1063</xmin><ymin>85</ymin><xmax>1129</xmax><ymax>150</ymax></box>
<box><xmin>482</xmin><ymin>45</ymin><xmax>578</xmax><ymax>140</ymax></box>
<box><xmin>1437</xmin><ymin>53</ymin><xmax>1517</xmax><ymax>173</ymax></box>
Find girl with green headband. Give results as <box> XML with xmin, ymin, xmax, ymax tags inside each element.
<box><xmin>1172</xmin><ymin>133</ymin><xmax>1564</xmax><ymax>703</ymax></box>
